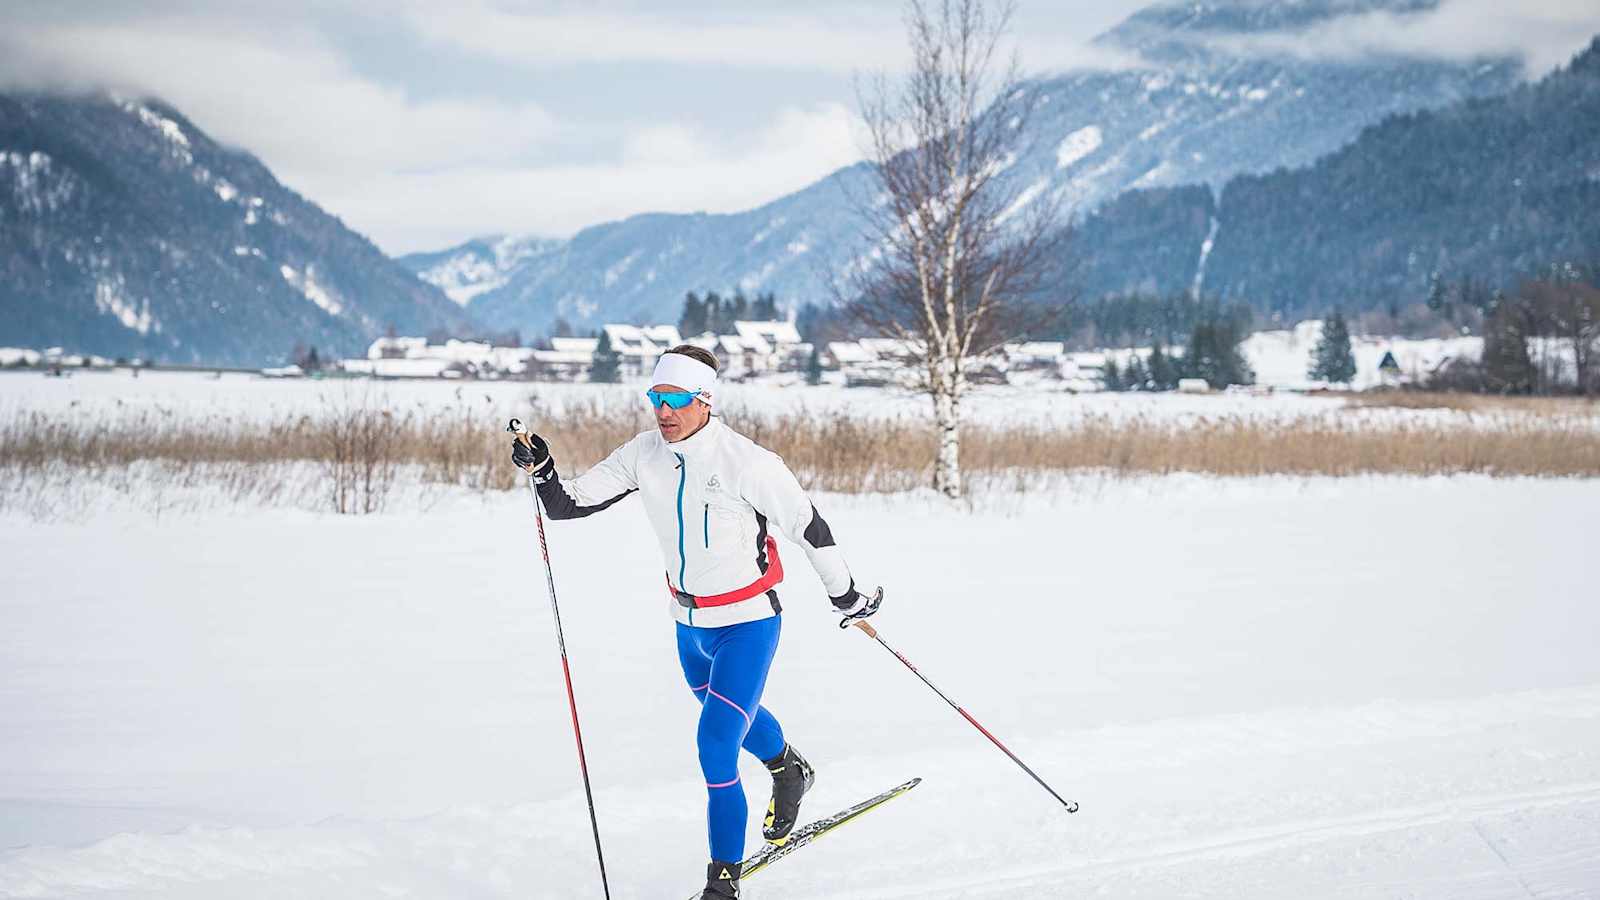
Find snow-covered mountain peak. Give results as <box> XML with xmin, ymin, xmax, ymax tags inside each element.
<box><xmin>400</xmin><ymin>235</ymin><xmax>563</xmax><ymax>307</ymax></box>
<box><xmin>405</xmin><ymin>0</ymin><xmax>1523</xmax><ymax>338</ymax></box>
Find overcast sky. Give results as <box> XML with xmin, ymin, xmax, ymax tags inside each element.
<box><xmin>2</xmin><ymin>1</ymin><xmax>1597</xmax><ymax>255</ymax></box>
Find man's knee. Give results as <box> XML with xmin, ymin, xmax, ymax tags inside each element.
<box><xmin>697</xmin><ymin>706</ymin><xmax>747</xmax><ymax>772</ymax></box>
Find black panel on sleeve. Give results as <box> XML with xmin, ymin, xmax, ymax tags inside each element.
<box><xmin>802</xmin><ymin>504</ymin><xmax>836</xmax><ymax>549</ymax></box>
<box><xmin>536</xmin><ymin>473</ymin><xmax>636</xmax><ymax>520</ymax></box>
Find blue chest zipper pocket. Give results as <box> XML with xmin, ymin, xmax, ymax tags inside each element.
<box><xmin>703</xmin><ymin>503</ymin><xmax>710</xmax><ymax>548</ymax></box>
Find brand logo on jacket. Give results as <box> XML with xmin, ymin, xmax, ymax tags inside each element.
<box><xmin>706</xmin><ymin>474</ymin><xmax>723</xmax><ymax>492</ymax></box>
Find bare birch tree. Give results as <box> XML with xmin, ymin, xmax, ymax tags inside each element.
<box><xmin>849</xmin><ymin>0</ymin><xmax>1067</xmax><ymax>499</ymax></box>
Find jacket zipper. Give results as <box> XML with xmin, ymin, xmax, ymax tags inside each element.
<box><xmin>703</xmin><ymin>503</ymin><xmax>710</xmax><ymax>548</ymax></box>
<box><xmin>674</xmin><ymin>453</ymin><xmax>688</xmax><ymax>594</ymax></box>
<box><xmin>676</xmin><ymin>453</ymin><xmax>694</xmax><ymax>625</ymax></box>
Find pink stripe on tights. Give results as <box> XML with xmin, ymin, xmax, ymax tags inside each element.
<box><xmin>704</xmin><ymin>686</ymin><xmax>753</xmax><ymax>726</ymax></box>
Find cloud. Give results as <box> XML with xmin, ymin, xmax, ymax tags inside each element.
<box><xmin>401</xmin><ymin>4</ymin><xmax>908</xmax><ymax>74</ymax></box>
<box><xmin>0</xmin><ymin>17</ymin><xmax>554</xmax><ymax>177</ymax></box>
<box><xmin>1177</xmin><ymin>0</ymin><xmax>1600</xmax><ymax>75</ymax></box>
<box><xmin>3</xmin><ymin>0</ymin><xmax>1588</xmax><ymax>257</ymax></box>
<box><xmin>305</xmin><ymin>101</ymin><xmax>867</xmax><ymax>253</ymax></box>
<box><xmin>400</xmin><ymin>1</ymin><xmax>1152</xmax><ymax>78</ymax></box>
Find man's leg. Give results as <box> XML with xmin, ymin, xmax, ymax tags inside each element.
<box><xmin>689</xmin><ymin>617</ymin><xmax>782</xmax><ymax>865</ymax></box>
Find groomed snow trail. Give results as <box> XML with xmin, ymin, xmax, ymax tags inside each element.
<box><xmin>2</xmin><ymin>476</ymin><xmax>1598</xmax><ymax>899</ymax></box>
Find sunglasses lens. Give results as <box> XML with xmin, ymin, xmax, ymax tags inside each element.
<box><xmin>647</xmin><ymin>390</ymin><xmax>696</xmax><ymax>409</ymax></box>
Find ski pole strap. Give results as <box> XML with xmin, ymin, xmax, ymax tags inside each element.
<box><xmin>669</xmin><ymin>537</ymin><xmax>784</xmax><ymax>609</ymax></box>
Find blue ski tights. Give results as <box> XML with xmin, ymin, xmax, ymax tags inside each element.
<box><xmin>675</xmin><ymin>616</ymin><xmax>786</xmax><ymax>863</ymax></box>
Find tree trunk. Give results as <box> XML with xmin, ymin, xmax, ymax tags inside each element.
<box><xmin>931</xmin><ymin>357</ymin><xmax>962</xmax><ymax>498</ymax></box>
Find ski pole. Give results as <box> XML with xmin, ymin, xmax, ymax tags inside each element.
<box><xmin>508</xmin><ymin>419</ymin><xmax>613</xmax><ymax>899</ymax></box>
<box><xmin>848</xmin><ymin>617</ymin><xmax>1079</xmax><ymax>813</ymax></box>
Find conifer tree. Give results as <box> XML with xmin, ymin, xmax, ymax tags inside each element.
<box><xmin>589</xmin><ymin>330</ymin><xmax>621</xmax><ymax>383</ymax></box>
<box><xmin>1124</xmin><ymin>353</ymin><xmax>1149</xmax><ymax>391</ymax></box>
<box><xmin>1482</xmin><ymin>300</ymin><xmax>1536</xmax><ymax>394</ymax></box>
<box><xmin>702</xmin><ymin>291</ymin><xmax>725</xmax><ymax>334</ymax></box>
<box><xmin>1308</xmin><ymin>311</ymin><xmax>1358</xmax><ymax>384</ymax></box>
<box><xmin>1102</xmin><ymin>356</ymin><xmax>1123</xmax><ymax>392</ymax></box>
<box><xmin>806</xmin><ymin>346</ymin><xmax>824</xmax><ymax>385</ymax></box>
<box><xmin>1182</xmin><ymin>313</ymin><xmax>1255</xmax><ymax>389</ymax></box>
<box><xmin>1148</xmin><ymin>341</ymin><xmax>1176</xmax><ymax>391</ymax></box>
<box><xmin>678</xmin><ymin>292</ymin><xmax>707</xmax><ymax>336</ymax></box>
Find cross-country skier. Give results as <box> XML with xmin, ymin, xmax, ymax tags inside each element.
<box><xmin>511</xmin><ymin>344</ymin><xmax>883</xmax><ymax>899</ymax></box>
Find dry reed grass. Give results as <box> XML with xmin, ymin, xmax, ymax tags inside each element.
<box><xmin>1343</xmin><ymin>390</ymin><xmax>1600</xmax><ymax>415</ymax></box>
<box><xmin>4</xmin><ymin>394</ymin><xmax>1598</xmax><ymax>516</ymax></box>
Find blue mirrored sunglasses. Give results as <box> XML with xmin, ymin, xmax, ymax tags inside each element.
<box><xmin>646</xmin><ymin>389</ymin><xmax>699</xmax><ymax>410</ymax></box>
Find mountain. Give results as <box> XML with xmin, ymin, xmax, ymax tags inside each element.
<box><xmin>0</xmin><ymin>94</ymin><xmax>474</xmax><ymax>366</ymax></box>
<box><xmin>421</xmin><ymin>0</ymin><xmax>1521</xmax><ymax>337</ymax></box>
<box><xmin>1071</xmin><ymin>36</ymin><xmax>1600</xmax><ymax>318</ymax></box>
<box><xmin>399</xmin><ymin>235</ymin><xmax>562</xmax><ymax>307</ymax></box>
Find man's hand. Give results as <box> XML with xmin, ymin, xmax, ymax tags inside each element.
<box><xmin>832</xmin><ymin>582</ymin><xmax>883</xmax><ymax>624</ymax></box>
<box><xmin>509</xmin><ymin>430</ymin><xmax>556</xmax><ymax>483</ymax></box>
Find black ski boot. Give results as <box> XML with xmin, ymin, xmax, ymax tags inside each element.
<box><xmin>761</xmin><ymin>744</ymin><xmax>815</xmax><ymax>845</ymax></box>
<box><xmin>700</xmin><ymin>860</ymin><xmax>741</xmax><ymax>899</ymax></box>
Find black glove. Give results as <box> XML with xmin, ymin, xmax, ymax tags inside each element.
<box><xmin>509</xmin><ymin>431</ymin><xmax>556</xmax><ymax>482</ymax></box>
<box><xmin>831</xmin><ymin>581</ymin><xmax>883</xmax><ymax>626</ymax></box>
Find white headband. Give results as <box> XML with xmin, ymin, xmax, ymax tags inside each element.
<box><xmin>651</xmin><ymin>352</ymin><xmax>718</xmax><ymax>404</ymax></box>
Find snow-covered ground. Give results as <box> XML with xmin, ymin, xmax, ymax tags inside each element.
<box><xmin>4</xmin><ymin>368</ymin><xmax>1593</xmax><ymax>436</ymax></box>
<box><xmin>3</xmin><ymin>475</ymin><xmax>1598</xmax><ymax>899</ymax></box>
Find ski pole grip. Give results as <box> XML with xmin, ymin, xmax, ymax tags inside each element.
<box><xmin>507</xmin><ymin>417</ymin><xmax>535</xmax><ymax>452</ymax></box>
<box><xmin>852</xmin><ymin>620</ymin><xmax>878</xmax><ymax>639</ymax></box>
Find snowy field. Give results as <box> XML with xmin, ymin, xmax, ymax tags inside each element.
<box><xmin>3</xmin><ymin>368</ymin><xmax>1595</xmax><ymax>436</ymax></box>
<box><xmin>3</xmin><ymin>470</ymin><xmax>1599</xmax><ymax>899</ymax></box>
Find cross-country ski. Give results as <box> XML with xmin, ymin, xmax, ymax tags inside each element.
<box><xmin>685</xmin><ymin>778</ymin><xmax>923</xmax><ymax>900</ymax></box>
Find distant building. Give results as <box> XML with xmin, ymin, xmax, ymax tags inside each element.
<box><xmin>353</xmin><ymin>337</ymin><xmax>531</xmax><ymax>378</ymax></box>
<box><xmin>1378</xmin><ymin>350</ymin><xmax>1401</xmax><ymax>387</ymax></box>
<box><xmin>368</xmin><ymin>336</ymin><xmax>427</xmax><ymax>360</ymax></box>
<box><xmin>530</xmin><ymin>337</ymin><xmax>598</xmax><ymax>382</ymax></box>
<box><xmin>602</xmin><ymin>324</ymin><xmax>684</xmax><ymax>377</ymax></box>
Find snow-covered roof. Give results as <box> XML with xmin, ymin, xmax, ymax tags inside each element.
<box><xmin>717</xmin><ymin>333</ymin><xmax>773</xmax><ymax>356</ymax></box>
<box><xmin>425</xmin><ymin>340</ymin><xmax>493</xmax><ymax>362</ymax></box>
<box><xmin>341</xmin><ymin>358</ymin><xmax>454</xmax><ymax>378</ymax></box>
<box><xmin>827</xmin><ymin>341</ymin><xmax>877</xmax><ymax>364</ymax></box>
<box><xmin>858</xmin><ymin>338</ymin><xmax>922</xmax><ymax>358</ymax></box>
<box><xmin>367</xmin><ymin>336</ymin><xmax>427</xmax><ymax>360</ymax></box>
<box><xmin>602</xmin><ymin>324</ymin><xmax>646</xmax><ymax>349</ymax></box>
<box><xmin>1007</xmin><ymin>341</ymin><xmax>1065</xmax><ymax>359</ymax></box>
<box><xmin>531</xmin><ymin>349</ymin><xmax>595</xmax><ymax>365</ymax></box>
<box><xmin>641</xmin><ymin>325</ymin><xmax>683</xmax><ymax>346</ymax></box>
<box><xmin>551</xmin><ymin>337</ymin><xmax>598</xmax><ymax>353</ymax></box>
<box><xmin>603</xmin><ymin>324</ymin><xmax>669</xmax><ymax>356</ymax></box>
<box><xmin>734</xmin><ymin>320</ymin><xmax>801</xmax><ymax>345</ymax></box>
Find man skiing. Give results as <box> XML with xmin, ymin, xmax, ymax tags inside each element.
<box><xmin>511</xmin><ymin>344</ymin><xmax>882</xmax><ymax>899</ymax></box>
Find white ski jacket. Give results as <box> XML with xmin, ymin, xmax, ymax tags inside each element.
<box><xmin>536</xmin><ymin>416</ymin><xmax>856</xmax><ymax>628</ymax></box>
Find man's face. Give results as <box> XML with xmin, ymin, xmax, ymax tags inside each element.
<box><xmin>651</xmin><ymin>383</ymin><xmax>711</xmax><ymax>442</ymax></box>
